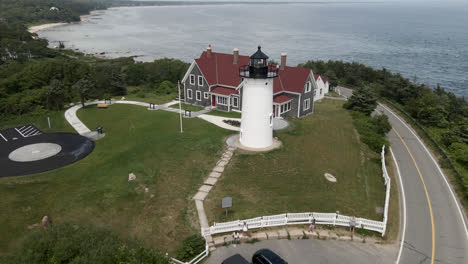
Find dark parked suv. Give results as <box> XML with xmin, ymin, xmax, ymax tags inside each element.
<box><xmin>222</xmin><ymin>254</ymin><xmax>250</xmax><ymax>264</ymax></box>
<box><xmin>252</xmin><ymin>249</ymin><xmax>288</xmax><ymax>264</ymax></box>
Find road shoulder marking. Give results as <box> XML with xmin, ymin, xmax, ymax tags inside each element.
<box><xmin>379</xmin><ymin>103</ymin><xmax>468</xmax><ymax>239</ymax></box>
<box><xmin>391</xmin><ymin>147</ymin><xmax>407</xmax><ymax>264</ymax></box>
<box><xmin>393</xmin><ymin>127</ymin><xmax>435</xmax><ymax>264</ymax></box>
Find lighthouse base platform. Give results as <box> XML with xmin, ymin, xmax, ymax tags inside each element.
<box><xmin>226</xmin><ymin>134</ymin><xmax>282</xmax><ymax>153</ymax></box>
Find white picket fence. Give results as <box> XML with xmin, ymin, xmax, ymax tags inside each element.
<box><xmin>201</xmin><ymin>145</ymin><xmax>391</xmax><ymax>237</ymax></box>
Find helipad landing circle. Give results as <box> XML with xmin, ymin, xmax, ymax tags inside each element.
<box><xmin>8</xmin><ymin>143</ymin><xmax>62</xmax><ymax>162</ymax></box>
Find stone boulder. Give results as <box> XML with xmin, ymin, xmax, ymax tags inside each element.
<box><xmin>128</xmin><ymin>173</ymin><xmax>136</xmax><ymax>181</ymax></box>
<box><xmin>41</xmin><ymin>216</ymin><xmax>51</xmax><ymax>229</ymax></box>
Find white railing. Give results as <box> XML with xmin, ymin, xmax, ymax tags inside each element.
<box><xmin>381</xmin><ymin>145</ymin><xmax>391</xmax><ymax>236</ymax></box>
<box><xmin>171</xmin><ymin>243</ymin><xmax>209</xmax><ymax>264</ymax></box>
<box><xmin>202</xmin><ymin>145</ymin><xmax>391</xmax><ymax>237</ymax></box>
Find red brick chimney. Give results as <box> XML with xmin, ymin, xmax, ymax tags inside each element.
<box><xmin>280</xmin><ymin>53</ymin><xmax>287</xmax><ymax>70</ymax></box>
<box><xmin>233</xmin><ymin>48</ymin><xmax>239</xmax><ymax>64</ymax></box>
<box><xmin>207</xmin><ymin>44</ymin><xmax>212</xmax><ymax>58</ymax></box>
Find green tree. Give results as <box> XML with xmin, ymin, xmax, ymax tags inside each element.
<box><xmin>72</xmin><ymin>78</ymin><xmax>94</xmax><ymax>107</ymax></box>
<box><xmin>343</xmin><ymin>86</ymin><xmax>377</xmax><ymax>115</ymax></box>
<box><xmin>44</xmin><ymin>79</ymin><xmax>66</xmax><ymax>110</ymax></box>
<box><xmin>373</xmin><ymin>114</ymin><xmax>392</xmax><ymax>135</ymax></box>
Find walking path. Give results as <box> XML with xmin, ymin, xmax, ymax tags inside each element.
<box><xmin>65</xmin><ymin>99</ymin><xmax>289</xmax><ymax>135</ymax></box>
<box><xmin>65</xmin><ymin>100</ymin><xmax>229</xmax><ymax>134</ymax></box>
<box><xmin>192</xmin><ymin>145</ymin><xmax>237</xmax><ymax>250</ymax></box>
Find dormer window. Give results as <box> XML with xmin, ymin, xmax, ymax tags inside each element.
<box><xmin>305</xmin><ymin>82</ymin><xmax>311</xmax><ymax>93</ymax></box>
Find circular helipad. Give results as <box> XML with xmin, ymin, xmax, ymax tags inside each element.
<box><xmin>0</xmin><ymin>130</ymin><xmax>94</xmax><ymax>177</ymax></box>
<box><xmin>9</xmin><ymin>143</ymin><xmax>62</xmax><ymax>162</ymax></box>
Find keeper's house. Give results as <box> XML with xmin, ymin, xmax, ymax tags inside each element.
<box><xmin>182</xmin><ymin>46</ymin><xmax>330</xmax><ymax>118</ymax></box>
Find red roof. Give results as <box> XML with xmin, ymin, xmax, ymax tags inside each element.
<box><xmin>195</xmin><ymin>51</ymin><xmax>250</xmax><ymax>87</ymax></box>
<box><xmin>210</xmin><ymin>86</ymin><xmax>238</xmax><ymax>96</ymax></box>
<box><xmin>314</xmin><ymin>74</ymin><xmax>320</xmax><ymax>81</ymax></box>
<box><xmin>275</xmin><ymin>66</ymin><xmax>311</xmax><ymax>94</ymax></box>
<box><xmin>322</xmin><ymin>77</ymin><xmax>328</xmax><ymax>83</ymax></box>
<box><xmin>273</xmin><ymin>93</ymin><xmax>292</xmax><ymax>104</ymax></box>
<box><xmin>195</xmin><ymin>50</ymin><xmax>311</xmax><ymax>94</ymax></box>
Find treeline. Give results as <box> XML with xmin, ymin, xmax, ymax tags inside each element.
<box><xmin>0</xmin><ymin>0</ymin><xmax>109</xmax><ymax>24</ymax></box>
<box><xmin>0</xmin><ymin>23</ymin><xmax>57</xmax><ymax>65</ymax></box>
<box><xmin>0</xmin><ymin>56</ymin><xmax>189</xmax><ymax>117</ymax></box>
<box><xmin>300</xmin><ymin>60</ymin><xmax>468</xmax><ymax>197</ymax></box>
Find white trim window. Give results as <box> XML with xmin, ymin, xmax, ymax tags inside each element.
<box><xmin>320</xmin><ymin>88</ymin><xmax>322</xmax><ymax>95</ymax></box>
<box><xmin>279</xmin><ymin>101</ymin><xmax>292</xmax><ymax>115</ymax></box>
<box><xmin>198</xmin><ymin>76</ymin><xmax>204</xmax><ymax>86</ymax></box>
<box><xmin>314</xmin><ymin>89</ymin><xmax>317</xmax><ymax>97</ymax></box>
<box><xmin>303</xmin><ymin>98</ymin><xmax>311</xmax><ymax>110</ymax></box>
<box><xmin>305</xmin><ymin>82</ymin><xmax>312</xmax><ymax>93</ymax></box>
<box><xmin>190</xmin><ymin>74</ymin><xmax>195</xmax><ymax>85</ymax></box>
<box><xmin>196</xmin><ymin>91</ymin><xmax>202</xmax><ymax>101</ymax></box>
<box><xmin>204</xmin><ymin>92</ymin><xmax>209</xmax><ymax>99</ymax></box>
<box><xmin>187</xmin><ymin>89</ymin><xmax>193</xmax><ymax>99</ymax></box>
<box><xmin>217</xmin><ymin>96</ymin><xmax>228</xmax><ymax>105</ymax></box>
<box><xmin>232</xmin><ymin>96</ymin><xmax>239</xmax><ymax>108</ymax></box>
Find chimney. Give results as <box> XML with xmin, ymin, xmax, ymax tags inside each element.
<box><xmin>207</xmin><ymin>44</ymin><xmax>212</xmax><ymax>58</ymax></box>
<box><xmin>280</xmin><ymin>53</ymin><xmax>287</xmax><ymax>70</ymax></box>
<box><xmin>233</xmin><ymin>48</ymin><xmax>239</xmax><ymax>64</ymax></box>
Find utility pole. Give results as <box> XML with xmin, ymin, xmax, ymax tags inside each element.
<box><xmin>178</xmin><ymin>80</ymin><xmax>183</xmax><ymax>133</ymax></box>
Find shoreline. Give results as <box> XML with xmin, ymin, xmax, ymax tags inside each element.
<box><xmin>27</xmin><ymin>10</ymin><xmax>104</xmax><ymax>34</ymax></box>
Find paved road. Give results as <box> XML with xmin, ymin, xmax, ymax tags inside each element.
<box><xmin>338</xmin><ymin>87</ymin><xmax>468</xmax><ymax>264</ymax></box>
<box><xmin>206</xmin><ymin>239</ymin><xmax>396</xmax><ymax>264</ymax></box>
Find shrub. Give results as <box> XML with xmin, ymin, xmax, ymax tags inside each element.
<box><xmin>223</xmin><ymin>119</ymin><xmax>241</xmax><ymax>127</ymax></box>
<box><xmin>351</xmin><ymin>111</ymin><xmax>389</xmax><ymax>152</ymax></box>
<box><xmin>2</xmin><ymin>223</ymin><xmax>170</xmax><ymax>264</ymax></box>
<box><xmin>175</xmin><ymin>235</ymin><xmax>205</xmax><ymax>262</ymax></box>
<box><xmin>372</xmin><ymin>114</ymin><xmax>392</xmax><ymax>135</ymax></box>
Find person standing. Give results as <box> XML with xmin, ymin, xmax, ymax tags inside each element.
<box><xmin>309</xmin><ymin>217</ymin><xmax>316</xmax><ymax>230</ymax></box>
<box><xmin>242</xmin><ymin>222</ymin><xmax>249</xmax><ymax>236</ymax></box>
<box><xmin>349</xmin><ymin>216</ymin><xmax>356</xmax><ymax>234</ymax></box>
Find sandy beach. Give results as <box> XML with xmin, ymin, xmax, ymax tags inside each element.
<box><xmin>28</xmin><ymin>23</ymin><xmax>68</xmax><ymax>34</ymax></box>
<box><xmin>28</xmin><ymin>10</ymin><xmax>104</xmax><ymax>34</ymax></box>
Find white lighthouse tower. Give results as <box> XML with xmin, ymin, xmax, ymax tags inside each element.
<box><xmin>239</xmin><ymin>46</ymin><xmax>278</xmax><ymax>149</ymax></box>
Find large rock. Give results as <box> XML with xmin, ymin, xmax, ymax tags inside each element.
<box><xmin>41</xmin><ymin>216</ymin><xmax>51</xmax><ymax>229</ymax></box>
<box><xmin>128</xmin><ymin>173</ymin><xmax>136</xmax><ymax>181</ymax></box>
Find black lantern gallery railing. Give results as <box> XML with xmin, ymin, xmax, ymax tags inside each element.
<box><xmin>239</xmin><ymin>64</ymin><xmax>279</xmax><ymax>79</ymax></box>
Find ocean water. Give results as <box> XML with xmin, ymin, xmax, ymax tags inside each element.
<box><xmin>38</xmin><ymin>2</ymin><xmax>468</xmax><ymax>97</ymax></box>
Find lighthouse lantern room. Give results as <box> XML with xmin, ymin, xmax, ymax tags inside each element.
<box><xmin>239</xmin><ymin>46</ymin><xmax>279</xmax><ymax>149</ymax></box>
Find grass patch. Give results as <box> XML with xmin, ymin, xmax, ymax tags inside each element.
<box><xmin>125</xmin><ymin>88</ymin><xmax>177</xmax><ymax>104</ymax></box>
<box><xmin>205</xmin><ymin>99</ymin><xmax>386</xmax><ymax>224</ymax></box>
<box><xmin>169</xmin><ymin>103</ymin><xmax>204</xmax><ymax>112</ymax></box>
<box><xmin>0</xmin><ymin>110</ymin><xmax>73</xmax><ymax>133</ymax></box>
<box><xmin>383</xmin><ymin>151</ymin><xmax>400</xmax><ymax>242</ymax></box>
<box><xmin>0</xmin><ymin>104</ymin><xmax>231</xmax><ymax>256</ymax></box>
<box><xmin>326</xmin><ymin>91</ymin><xmax>343</xmax><ymax>98</ymax></box>
<box><xmin>206</xmin><ymin>110</ymin><xmax>242</xmax><ymax>119</ymax></box>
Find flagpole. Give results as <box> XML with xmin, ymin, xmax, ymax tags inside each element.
<box><xmin>178</xmin><ymin>80</ymin><xmax>183</xmax><ymax>133</ymax></box>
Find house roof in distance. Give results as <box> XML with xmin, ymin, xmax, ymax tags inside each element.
<box><xmin>195</xmin><ymin>51</ymin><xmax>249</xmax><ymax>87</ymax></box>
<box><xmin>273</xmin><ymin>93</ymin><xmax>292</xmax><ymax>104</ymax></box>
<box><xmin>322</xmin><ymin>77</ymin><xmax>328</xmax><ymax>83</ymax></box>
<box><xmin>194</xmin><ymin>48</ymin><xmax>312</xmax><ymax>95</ymax></box>
<box><xmin>211</xmin><ymin>86</ymin><xmax>239</xmax><ymax>96</ymax></box>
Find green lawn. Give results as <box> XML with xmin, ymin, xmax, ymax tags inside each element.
<box><xmin>206</xmin><ymin>110</ymin><xmax>242</xmax><ymax>119</ymax></box>
<box><xmin>0</xmin><ymin>105</ymin><xmax>231</xmax><ymax>255</ymax></box>
<box><xmin>204</xmin><ymin>99</ymin><xmax>386</xmax><ymax>224</ymax></box>
<box><xmin>168</xmin><ymin>103</ymin><xmax>204</xmax><ymax>112</ymax></box>
<box><xmin>0</xmin><ymin>110</ymin><xmax>73</xmax><ymax>133</ymax></box>
<box><xmin>124</xmin><ymin>89</ymin><xmax>177</xmax><ymax>105</ymax></box>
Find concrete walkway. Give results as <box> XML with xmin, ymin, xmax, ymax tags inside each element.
<box><xmin>193</xmin><ymin>145</ymin><xmax>237</xmax><ymax>249</ymax></box>
<box><xmin>65</xmin><ymin>100</ymin><xmax>231</xmax><ymax>134</ymax></box>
